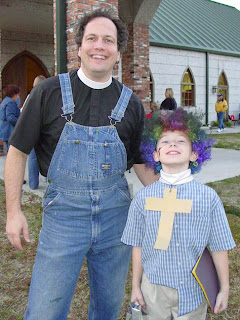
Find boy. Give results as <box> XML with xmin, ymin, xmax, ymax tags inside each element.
<box><xmin>121</xmin><ymin>109</ymin><xmax>235</xmax><ymax>320</ymax></box>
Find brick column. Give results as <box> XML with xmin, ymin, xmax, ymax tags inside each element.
<box><xmin>53</xmin><ymin>1</ymin><xmax>151</xmax><ymax>109</ymax></box>
<box><xmin>122</xmin><ymin>23</ymin><xmax>150</xmax><ymax>112</ymax></box>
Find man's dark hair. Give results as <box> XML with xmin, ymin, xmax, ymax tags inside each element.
<box><xmin>75</xmin><ymin>9</ymin><xmax>128</xmax><ymax>54</ymax></box>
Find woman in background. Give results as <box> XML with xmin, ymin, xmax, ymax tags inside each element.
<box><xmin>160</xmin><ymin>88</ymin><xmax>177</xmax><ymax>111</ymax></box>
<box><xmin>146</xmin><ymin>102</ymin><xmax>159</xmax><ymax>119</ymax></box>
<box><xmin>0</xmin><ymin>84</ymin><xmax>20</xmax><ymax>151</ymax></box>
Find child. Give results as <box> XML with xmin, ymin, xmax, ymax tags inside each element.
<box><xmin>121</xmin><ymin>109</ymin><xmax>235</xmax><ymax>320</ymax></box>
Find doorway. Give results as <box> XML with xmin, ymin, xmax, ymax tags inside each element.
<box><xmin>217</xmin><ymin>71</ymin><xmax>229</xmax><ymax>120</ymax></box>
<box><xmin>2</xmin><ymin>51</ymin><xmax>50</xmax><ymax>106</ymax></box>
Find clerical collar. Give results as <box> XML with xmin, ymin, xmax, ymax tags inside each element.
<box><xmin>159</xmin><ymin>169</ymin><xmax>193</xmax><ymax>185</ymax></box>
<box><xmin>77</xmin><ymin>68</ymin><xmax>112</xmax><ymax>89</ymax></box>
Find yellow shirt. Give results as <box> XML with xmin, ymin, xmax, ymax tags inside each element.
<box><xmin>215</xmin><ymin>99</ymin><xmax>228</xmax><ymax>113</ymax></box>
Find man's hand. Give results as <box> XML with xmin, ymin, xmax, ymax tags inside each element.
<box><xmin>4</xmin><ymin>146</ymin><xmax>29</xmax><ymax>251</ymax></box>
<box><xmin>6</xmin><ymin>211</ymin><xmax>30</xmax><ymax>251</ymax></box>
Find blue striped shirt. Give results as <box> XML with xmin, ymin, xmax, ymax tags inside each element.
<box><xmin>121</xmin><ymin>179</ymin><xmax>236</xmax><ymax>316</ymax></box>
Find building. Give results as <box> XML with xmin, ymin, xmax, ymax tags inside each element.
<box><xmin>0</xmin><ymin>0</ymin><xmax>240</xmax><ymax>126</ymax></box>
<box><xmin>149</xmin><ymin>0</ymin><xmax>240</xmax><ymax>124</ymax></box>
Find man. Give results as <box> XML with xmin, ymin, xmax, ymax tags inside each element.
<box><xmin>215</xmin><ymin>93</ymin><xmax>228</xmax><ymax>132</ymax></box>
<box><xmin>5</xmin><ymin>9</ymin><xmax>158</xmax><ymax>320</ymax></box>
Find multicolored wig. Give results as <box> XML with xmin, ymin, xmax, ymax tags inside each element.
<box><xmin>140</xmin><ymin>108</ymin><xmax>215</xmax><ymax>174</ymax></box>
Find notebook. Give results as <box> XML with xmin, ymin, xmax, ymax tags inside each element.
<box><xmin>192</xmin><ymin>247</ymin><xmax>220</xmax><ymax>311</ymax></box>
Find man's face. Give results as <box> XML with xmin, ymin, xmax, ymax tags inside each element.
<box><xmin>153</xmin><ymin>130</ymin><xmax>198</xmax><ymax>174</ymax></box>
<box><xmin>78</xmin><ymin>17</ymin><xmax>120</xmax><ymax>82</ymax></box>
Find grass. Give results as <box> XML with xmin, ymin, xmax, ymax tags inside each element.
<box><xmin>209</xmin><ymin>133</ymin><xmax>240</xmax><ymax>150</ymax></box>
<box><xmin>0</xmin><ymin>175</ymin><xmax>239</xmax><ymax>320</ymax></box>
<box><xmin>1</xmin><ymin>132</ymin><xmax>239</xmax><ymax>319</ymax></box>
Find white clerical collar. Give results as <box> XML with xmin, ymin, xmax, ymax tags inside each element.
<box><xmin>159</xmin><ymin>169</ymin><xmax>193</xmax><ymax>185</ymax></box>
<box><xmin>77</xmin><ymin>68</ymin><xmax>112</xmax><ymax>89</ymax></box>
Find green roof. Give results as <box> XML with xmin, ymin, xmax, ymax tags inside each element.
<box><xmin>150</xmin><ymin>0</ymin><xmax>240</xmax><ymax>56</ymax></box>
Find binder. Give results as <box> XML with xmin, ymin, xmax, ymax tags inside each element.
<box><xmin>192</xmin><ymin>247</ymin><xmax>220</xmax><ymax>311</ymax></box>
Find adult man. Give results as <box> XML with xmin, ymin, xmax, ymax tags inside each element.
<box><xmin>5</xmin><ymin>9</ymin><xmax>157</xmax><ymax>320</ymax></box>
<box><xmin>215</xmin><ymin>93</ymin><xmax>228</xmax><ymax>132</ymax></box>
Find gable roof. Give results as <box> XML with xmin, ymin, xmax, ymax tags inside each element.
<box><xmin>150</xmin><ymin>0</ymin><xmax>240</xmax><ymax>56</ymax></box>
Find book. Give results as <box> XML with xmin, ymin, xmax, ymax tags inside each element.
<box><xmin>192</xmin><ymin>247</ymin><xmax>220</xmax><ymax>312</ymax></box>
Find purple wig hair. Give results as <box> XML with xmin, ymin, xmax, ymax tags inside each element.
<box><xmin>140</xmin><ymin>108</ymin><xmax>215</xmax><ymax>174</ymax></box>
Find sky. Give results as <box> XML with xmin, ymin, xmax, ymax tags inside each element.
<box><xmin>210</xmin><ymin>0</ymin><xmax>240</xmax><ymax>10</ymax></box>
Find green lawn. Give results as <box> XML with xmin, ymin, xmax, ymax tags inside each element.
<box><xmin>209</xmin><ymin>133</ymin><xmax>240</xmax><ymax>150</ymax></box>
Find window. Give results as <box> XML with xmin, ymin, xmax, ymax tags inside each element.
<box><xmin>218</xmin><ymin>71</ymin><xmax>228</xmax><ymax>101</ymax></box>
<box><xmin>181</xmin><ymin>68</ymin><xmax>195</xmax><ymax>106</ymax></box>
<box><xmin>218</xmin><ymin>72</ymin><xmax>227</xmax><ymax>87</ymax></box>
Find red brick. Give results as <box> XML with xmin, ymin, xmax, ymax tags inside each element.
<box><xmin>86</xmin><ymin>0</ymin><xmax>99</xmax><ymax>5</ymax></box>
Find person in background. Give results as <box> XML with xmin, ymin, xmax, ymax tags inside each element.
<box><xmin>22</xmin><ymin>75</ymin><xmax>47</xmax><ymax>189</ymax></box>
<box><xmin>0</xmin><ymin>84</ymin><xmax>20</xmax><ymax>152</ymax></box>
<box><xmin>122</xmin><ymin>109</ymin><xmax>235</xmax><ymax>320</ymax></box>
<box><xmin>215</xmin><ymin>93</ymin><xmax>228</xmax><ymax>133</ymax></box>
<box><xmin>160</xmin><ymin>88</ymin><xmax>177</xmax><ymax>111</ymax></box>
<box><xmin>146</xmin><ymin>102</ymin><xmax>159</xmax><ymax>119</ymax></box>
<box><xmin>5</xmin><ymin>8</ymin><xmax>158</xmax><ymax>320</ymax></box>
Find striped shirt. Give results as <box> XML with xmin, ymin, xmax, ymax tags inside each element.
<box><xmin>121</xmin><ymin>179</ymin><xmax>236</xmax><ymax>316</ymax></box>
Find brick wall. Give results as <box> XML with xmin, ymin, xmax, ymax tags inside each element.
<box><xmin>122</xmin><ymin>23</ymin><xmax>150</xmax><ymax>111</ymax></box>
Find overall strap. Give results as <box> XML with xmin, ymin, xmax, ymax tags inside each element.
<box><xmin>59</xmin><ymin>73</ymin><xmax>75</xmax><ymax>121</ymax></box>
<box><xmin>109</xmin><ymin>85</ymin><xmax>132</xmax><ymax>125</ymax></box>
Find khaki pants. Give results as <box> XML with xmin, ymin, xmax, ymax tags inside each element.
<box><xmin>141</xmin><ymin>273</ymin><xmax>208</xmax><ymax>320</ymax></box>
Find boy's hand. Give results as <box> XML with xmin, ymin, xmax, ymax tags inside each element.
<box><xmin>214</xmin><ymin>290</ymin><xmax>229</xmax><ymax>314</ymax></box>
<box><xmin>131</xmin><ymin>287</ymin><xmax>146</xmax><ymax>309</ymax></box>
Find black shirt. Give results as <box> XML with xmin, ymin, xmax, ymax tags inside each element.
<box><xmin>10</xmin><ymin>70</ymin><xmax>145</xmax><ymax>176</ymax></box>
<box><xmin>160</xmin><ymin>97</ymin><xmax>177</xmax><ymax>110</ymax></box>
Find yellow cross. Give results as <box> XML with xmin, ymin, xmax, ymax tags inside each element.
<box><xmin>145</xmin><ymin>188</ymin><xmax>192</xmax><ymax>250</ymax></box>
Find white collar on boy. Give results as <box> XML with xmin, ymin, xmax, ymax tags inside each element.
<box><xmin>159</xmin><ymin>169</ymin><xmax>193</xmax><ymax>185</ymax></box>
<box><xmin>77</xmin><ymin>68</ymin><xmax>112</xmax><ymax>89</ymax></box>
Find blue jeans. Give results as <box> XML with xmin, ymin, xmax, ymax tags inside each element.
<box><xmin>28</xmin><ymin>148</ymin><xmax>39</xmax><ymax>189</ymax></box>
<box><xmin>217</xmin><ymin>112</ymin><xmax>225</xmax><ymax>129</ymax></box>
<box><xmin>24</xmin><ymin>179</ymin><xmax>131</xmax><ymax>320</ymax></box>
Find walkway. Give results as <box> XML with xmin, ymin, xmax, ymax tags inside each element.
<box><xmin>0</xmin><ymin>125</ymin><xmax>240</xmax><ymax>197</ymax></box>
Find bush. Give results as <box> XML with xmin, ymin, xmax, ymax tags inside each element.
<box><xmin>210</xmin><ymin>120</ymin><xmax>233</xmax><ymax>127</ymax></box>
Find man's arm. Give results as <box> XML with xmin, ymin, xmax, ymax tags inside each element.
<box><xmin>133</xmin><ymin>163</ymin><xmax>159</xmax><ymax>186</ymax></box>
<box><xmin>223</xmin><ymin>100</ymin><xmax>228</xmax><ymax>111</ymax></box>
<box><xmin>211</xmin><ymin>250</ymin><xmax>229</xmax><ymax>314</ymax></box>
<box><xmin>131</xmin><ymin>246</ymin><xmax>146</xmax><ymax>308</ymax></box>
<box><xmin>5</xmin><ymin>145</ymin><xmax>30</xmax><ymax>251</ymax></box>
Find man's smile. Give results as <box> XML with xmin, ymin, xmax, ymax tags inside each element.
<box><xmin>91</xmin><ymin>54</ymin><xmax>107</xmax><ymax>60</ymax></box>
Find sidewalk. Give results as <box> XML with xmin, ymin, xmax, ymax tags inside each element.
<box><xmin>1</xmin><ymin>125</ymin><xmax>240</xmax><ymax>198</ymax></box>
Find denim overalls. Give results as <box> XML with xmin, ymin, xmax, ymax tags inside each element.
<box><xmin>24</xmin><ymin>73</ymin><xmax>133</xmax><ymax>320</ymax></box>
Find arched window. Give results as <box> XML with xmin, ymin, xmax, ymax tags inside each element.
<box><xmin>181</xmin><ymin>68</ymin><xmax>195</xmax><ymax>107</ymax></box>
<box><xmin>218</xmin><ymin>71</ymin><xmax>228</xmax><ymax>101</ymax></box>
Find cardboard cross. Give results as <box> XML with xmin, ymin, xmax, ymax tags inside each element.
<box><xmin>145</xmin><ymin>188</ymin><xmax>192</xmax><ymax>250</ymax></box>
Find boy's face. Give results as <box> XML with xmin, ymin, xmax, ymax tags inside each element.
<box><xmin>78</xmin><ymin>17</ymin><xmax>120</xmax><ymax>82</ymax></box>
<box><xmin>153</xmin><ymin>130</ymin><xmax>198</xmax><ymax>174</ymax></box>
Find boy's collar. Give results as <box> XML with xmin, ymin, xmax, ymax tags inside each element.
<box><xmin>159</xmin><ymin>169</ymin><xmax>193</xmax><ymax>185</ymax></box>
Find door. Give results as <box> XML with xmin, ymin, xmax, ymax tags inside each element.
<box><xmin>2</xmin><ymin>51</ymin><xmax>50</xmax><ymax>106</ymax></box>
